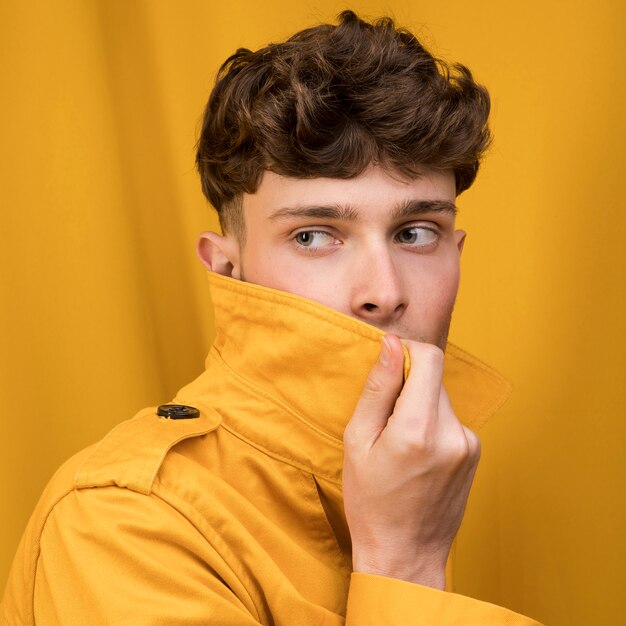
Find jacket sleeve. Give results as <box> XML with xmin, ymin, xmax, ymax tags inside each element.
<box><xmin>3</xmin><ymin>485</ymin><xmax>543</xmax><ymax>625</ymax></box>
<box><xmin>4</xmin><ymin>486</ymin><xmax>261</xmax><ymax>626</ymax></box>
<box><xmin>345</xmin><ymin>572</ymin><xmax>543</xmax><ymax>625</ymax></box>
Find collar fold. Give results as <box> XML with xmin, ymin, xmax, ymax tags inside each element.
<box><xmin>176</xmin><ymin>272</ymin><xmax>511</xmax><ymax>482</ymax></box>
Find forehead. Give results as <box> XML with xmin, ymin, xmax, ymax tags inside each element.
<box><xmin>242</xmin><ymin>166</ymin><xmax>457</xmax><ymax>223</ymax></box>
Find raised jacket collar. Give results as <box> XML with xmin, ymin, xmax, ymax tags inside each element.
<box><xmin>177</xmin><ymin>272</ymin><xmax>511</xmax><ymax>484</ymax></box>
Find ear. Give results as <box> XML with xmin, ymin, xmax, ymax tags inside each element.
<box><xmin>196</xmin><ymin>231</ymin><xmax>242</xmax><ymax>279</ymax></box>
<box><xmin>455</xmin><ymin>229</ymin><xmax>467</xmax><ymax>255</ymax></box>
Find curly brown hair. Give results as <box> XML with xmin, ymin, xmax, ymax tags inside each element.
<box><xmin>196</xmin><ymin>10</ymin><xmax>491</xmax><ymax>239</ymax></box>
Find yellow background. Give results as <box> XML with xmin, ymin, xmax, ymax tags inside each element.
<box><xmin>1</xmin><ymin>1</ymin><xmax>624</xmax><ymax>623</ymax></box>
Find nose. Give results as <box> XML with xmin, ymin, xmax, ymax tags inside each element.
<box><xmin>349</xmin><ymin>248</ymin><xmax>407</xmax><ymax>325</ymax></box>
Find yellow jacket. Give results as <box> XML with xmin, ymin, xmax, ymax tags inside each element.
<box><xmin>2</xmin><ymin>273</ymin><xmax>542</xmax><ymax>625</ymax></box>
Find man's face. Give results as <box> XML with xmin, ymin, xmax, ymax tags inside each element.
<box><xmin>201</xmin><ymin>165</ymin><xmax>465</xmax><ymax>348</ymax></box>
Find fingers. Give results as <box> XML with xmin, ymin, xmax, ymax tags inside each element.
<box><xmin>461</xmin><ymin>423</ymin><xmax>481</xmax><ymax>463</ymax></box>
<box><xmin>344</xmin><ymin>334</ymin><xmax>405</xmax><ymax>449</ymax></box>
<box><xmin>440</xmin><ymin>385</ymin><xmax>481</xmax><ymax>456</ymax></box>
<box><xmin>343</xmin><ymin>338</ymin><xmax>482</xmax><ymax>587</ymax></box>
<box><xmin>346</xmin><ymin>338</ymin><xmax>480</xmax><ymax>466</ymax></box>
<box><xmin>392</xmin><ymin>341</ymin><xmax>445</xmax><ymax>425</ymax></box>
<box><xmin>385</xmin><ymin>343</ymin><xmax>479</xmax><ymax>464</ymax></box>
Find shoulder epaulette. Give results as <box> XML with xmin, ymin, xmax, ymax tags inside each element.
<box><xmin>74</xmin><ymin>405</ymin><xmax>221</xmax><ymax>495</ymax></box>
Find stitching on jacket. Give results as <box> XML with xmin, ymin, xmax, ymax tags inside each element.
<box><xmin>445</xmin><ymin>345</ymin><xmax>512</xmax><ymax>425</ymax></box>
<box><xmin>211</xmin><ymin>278</ymin><xmax>384</xmax><ymax>341</ymax></box>
<box><xmin>153</xmin><ymin>483</ymin><xmax>264</xmax><ymax>623</ymax></box>
<box><xmin>219</xmin><ymin>420</ymin><xmax>342</xmax><ymax>486</ymax></box>
<box><xmin>210</xmin><ymin>352</ymin><xmax>344</xmax><ymax>483</ymax></box>
<box><xmin>33</xmin><ymin>485</ymin><xmax>262</xmax><ymax>624</ymax></box>
<box><xmin>30</xmin><ymin>486</ymin><xmax>80</xmax><ymax>623</ymax></box>
<box><xmin>214</xmin><ymin>347</ymin><xmax>344</xmax><ymax>449</ymax></box>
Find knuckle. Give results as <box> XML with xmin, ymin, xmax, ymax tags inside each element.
<box><xmin>364</xmin><ymin>373</ymin><xmax>386</xmax><ymax>395</ymax></box>
<box><xmin>396</xmin><ymin>424</ymin><xmax>436</xmax><ymax>455</ymax></box>
<box><xmin>436</xmin><ymin>429</ymin><xmax>477</xmax><ymax>467</ymax></box>
<box><xmin>463</xmin><ymin>428</ymin><xmax>481</xmax><ymax>460</ymax></box>
<box><xmin>465</xmin><ymin>428</ymin><xmax>479</xmax><ymax>447</ymax></box>
<box><xmin>393</xmin><ymin>422</ymin><xmax>481</xmax><ymax>471</ymax></box>
<box><xmin>414</xmin><ymin>342</ymin><xmax>444</xmax><ymax>364</ymax></box>
<box><xmin>405</xmin><ymin>432</ymin><xmax>429</xmax><ymax>453</ymax></box>
<box><xmin>447</xmin><ymin>437</ymin><xmax>471</xmax><ymax>465</ymax></box>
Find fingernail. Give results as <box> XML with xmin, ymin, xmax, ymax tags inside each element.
<box><xmin>380</xmin><ymin>337</ymin><xmax>391</xmax><ymax>367</ymax></box>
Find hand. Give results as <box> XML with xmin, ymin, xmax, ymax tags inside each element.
<box><xmin>342</xmin><ymin>334</ymin><xmax>481</xmax><ymax>590</ymax></box>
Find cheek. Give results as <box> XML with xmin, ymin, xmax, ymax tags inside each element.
<box><xmin>276</xmin><ymin>265</ymin><xmax>346</xmax><ymax>310</ymax></box>
<box><xmin>408</xmin><ymin>259</ymin><xmax>460</xmax><ymax>322</ymax></box>
<box><xmin>241</xmin><ymin>246</ymin><xmax>346</xmax><ymax>308</ymax></box>
<box><xmin>412</xmin><ymin>253</ymin><xmax>459</xmax><ymax>294</ymax></box>
<box><xmin>433</xmin><ymin>262</ymin><xmax>460</xmax><ymax>311</ymax></box>
<box><xmin>239</xmin><ymin>241</ymin><xmax>279</xmax><ymax>286</ymax></box>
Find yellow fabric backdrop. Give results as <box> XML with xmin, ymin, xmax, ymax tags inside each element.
<box><xmin>1</xmin><ymin>1</ymin><xmax>624</xmax><ymax>624</ymax></box>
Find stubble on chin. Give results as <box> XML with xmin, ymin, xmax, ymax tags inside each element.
<box><xmin>389</xmin><ymin>310</ymin><xmax>453</xmax><ymax>352</ymax></box>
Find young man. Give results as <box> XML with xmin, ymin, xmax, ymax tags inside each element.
<box><xmin>2</xmin><ymin>11</ymin><xmax>541</xmax><ymax>624</ymax></box>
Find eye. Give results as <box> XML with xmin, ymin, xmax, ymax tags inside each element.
<box><xmin>294</xmin><ymin>230</ymin><xmax>337</xmax><ymax>249</ymax></box>
<box><xmin>395</xmin><ymin>226</ymin><xmax>438</xmax><ymax>246</ymax></box>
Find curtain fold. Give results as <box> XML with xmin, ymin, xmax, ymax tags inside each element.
<box><xmin>2</xmin><ymin>2</ymin><xmax>624</xmax><ymax>624</ymax></box>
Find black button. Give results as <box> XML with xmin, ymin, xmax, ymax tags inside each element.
<box><xmin>157</xmin><ymin>404</ymin><xmax>200</xmax><ymax>420</ymax></box>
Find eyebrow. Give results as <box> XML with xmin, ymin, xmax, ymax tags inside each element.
<box><xmin>391</xmin><ymin>199</ymin><xmax>458</xmax><ymax>220</ymax></box>
<box><xmin>269</xmin><ymin>204</ymin><xmax>360</xmax><ymax>222</ymax></box>
<box><xmin>268</xmin><ymin>199</ymin><xmax>457</xmax><ymax>222</ymax></box>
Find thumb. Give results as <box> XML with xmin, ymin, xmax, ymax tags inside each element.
<box><xmin>344</xmin><ymin>334</ymin><xmax>405</xmax><ymax>447</ymax></box>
